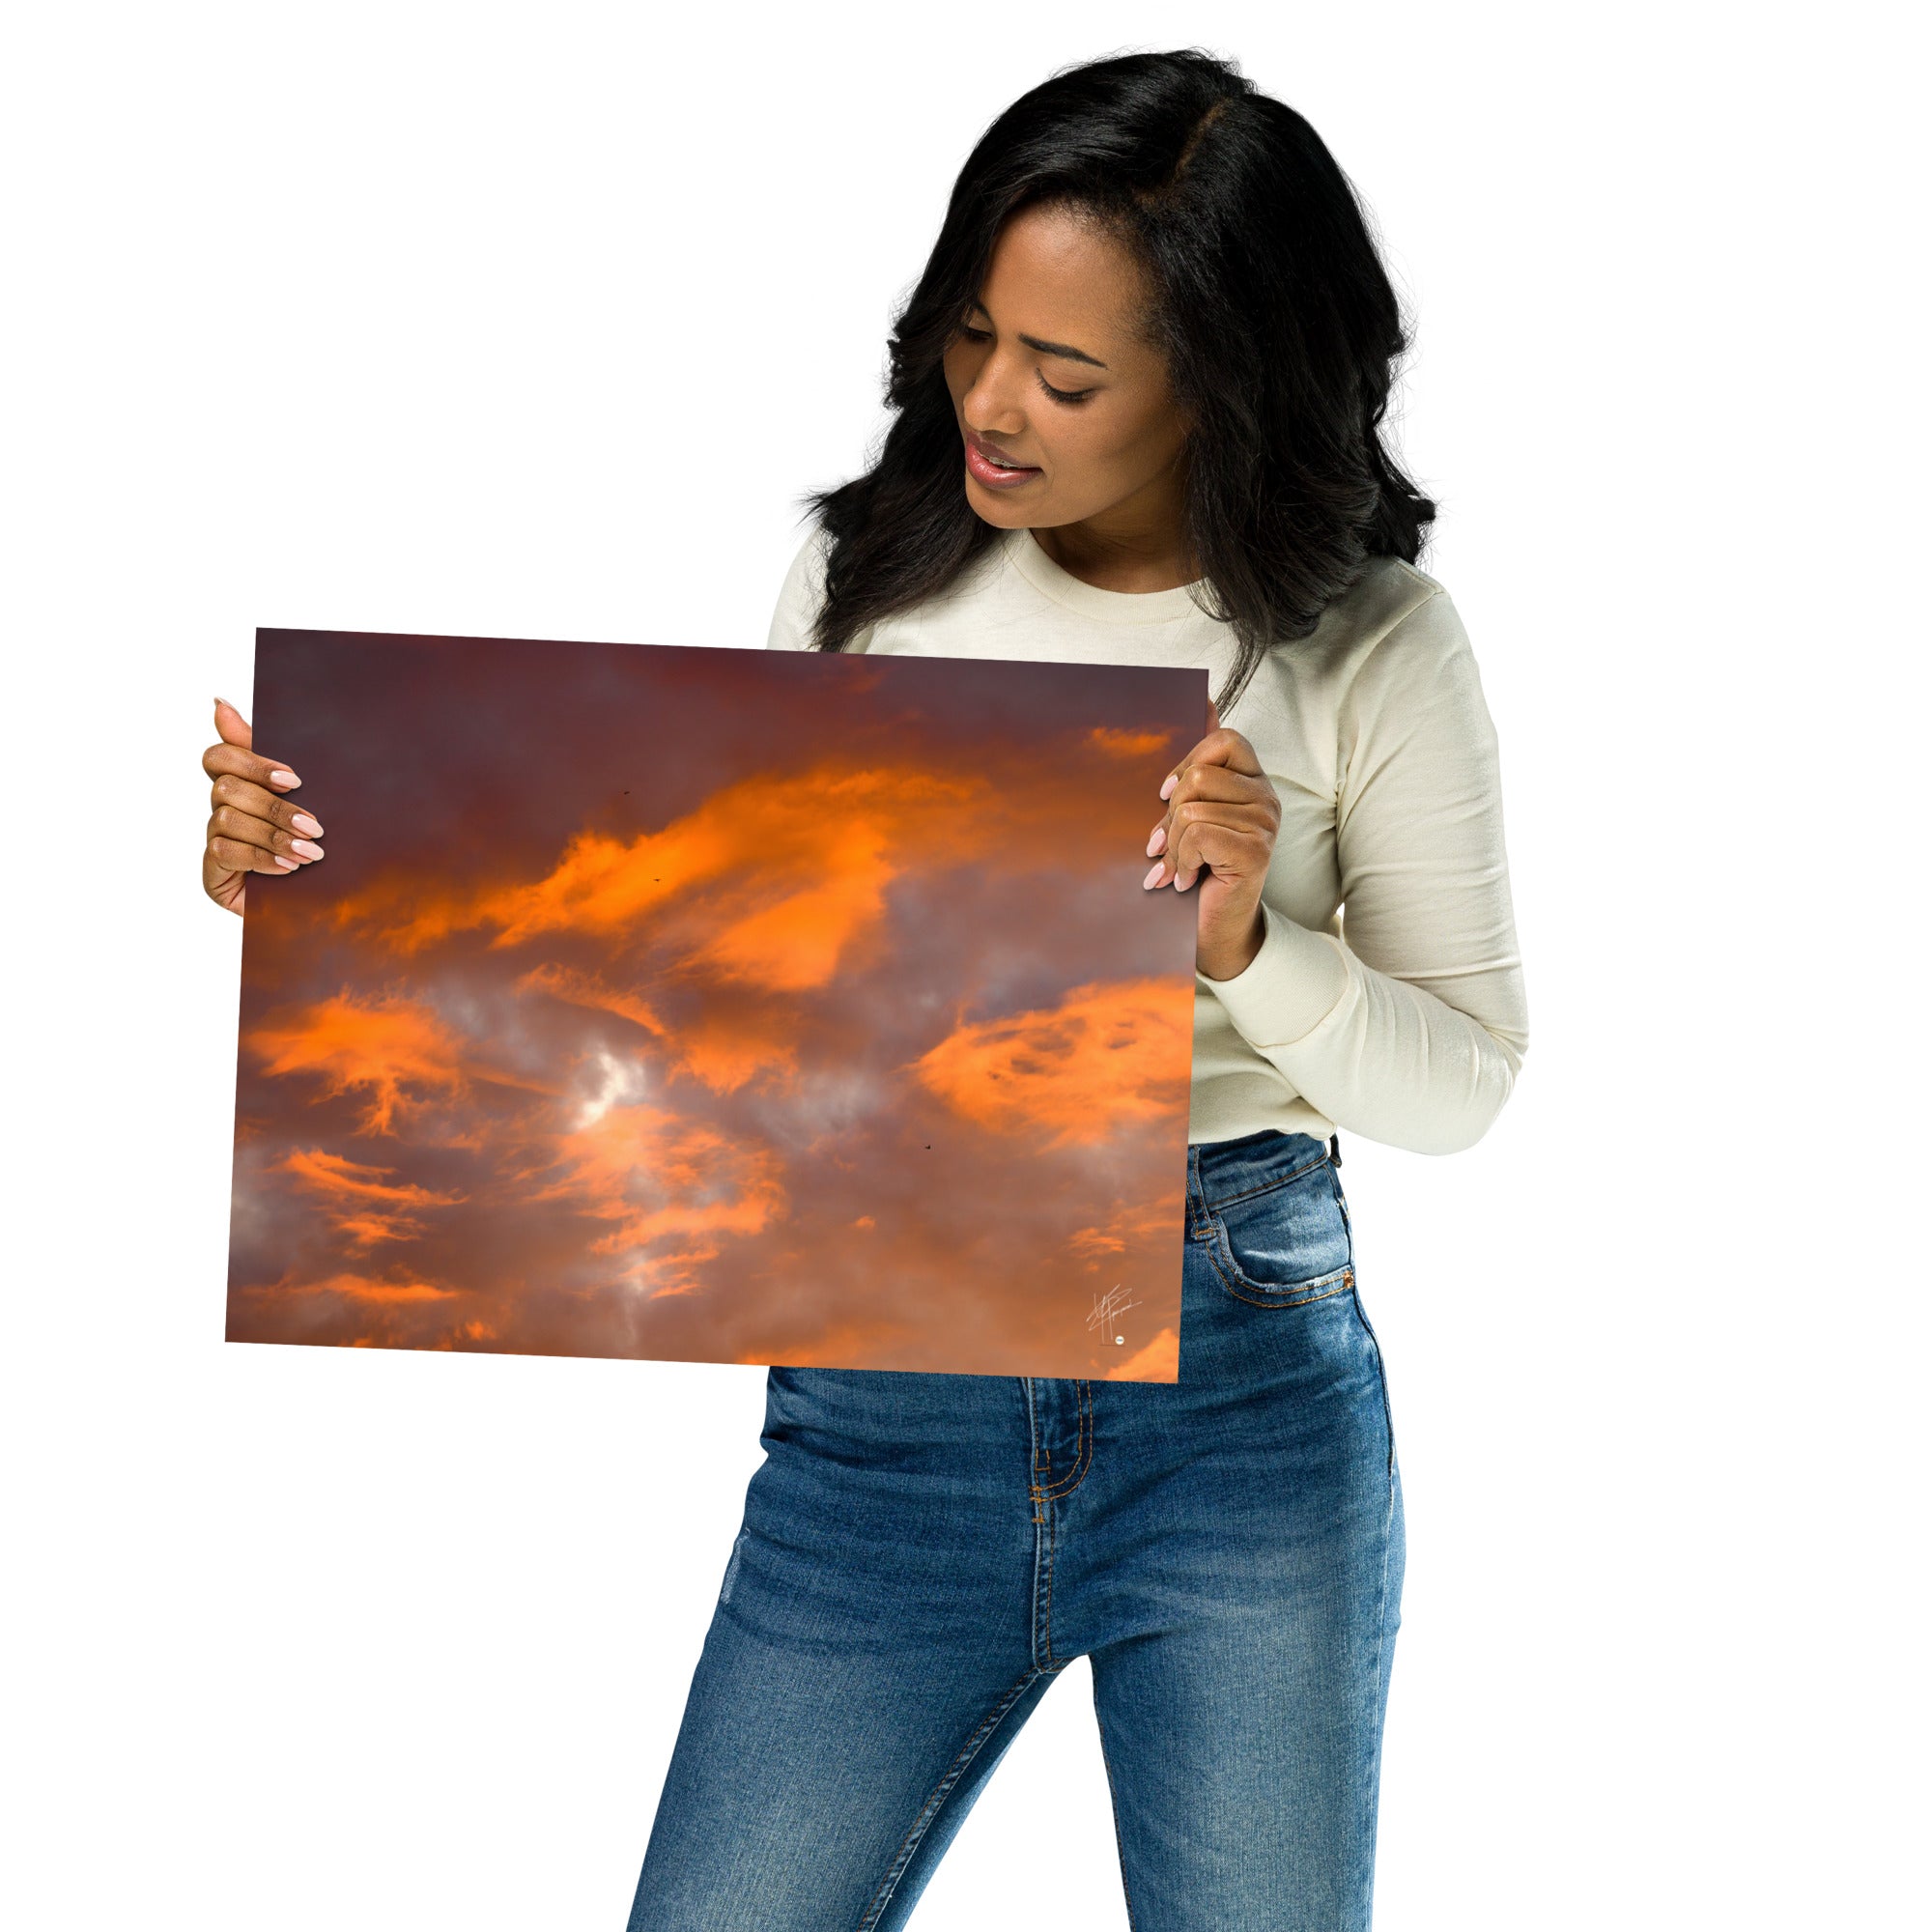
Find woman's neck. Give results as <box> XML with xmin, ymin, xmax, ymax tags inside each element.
<box><xmin>1027</xmin><ymin>519</ymin><xmax>1202</xmax><ymax>594</ymax></box>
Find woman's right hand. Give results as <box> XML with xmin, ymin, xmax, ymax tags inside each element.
<box><xmin>201</xmin><ymin>697</ymin><xmax>326</xmax><ymax>915</ymax></box>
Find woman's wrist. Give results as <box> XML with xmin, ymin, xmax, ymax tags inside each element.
<box><xmin>1196</xmin><ymin>906</ymin><xmax>1267</xmax><ymax>982</ymax></box>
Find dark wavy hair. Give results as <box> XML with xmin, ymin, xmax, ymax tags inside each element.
<box><xmin>797</xmin><ymin>46</ymin><xmax>1436</xmax><ymax>714</ymax></box>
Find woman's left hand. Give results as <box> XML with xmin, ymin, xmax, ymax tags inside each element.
<box><xmin>1144</xmin><ymin>698</ymin><xmax>1281</xmax><ymax>980</ymax></box>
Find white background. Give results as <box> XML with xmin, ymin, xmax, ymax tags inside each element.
<box><xmin>4</xmin><ymin>3</ymin><xmax>1924</xmax><ymax>1926</ymax></box>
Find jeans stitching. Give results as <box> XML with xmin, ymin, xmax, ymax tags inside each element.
<box><xmin>1037</xmin><ymin>1379</ymin><xmax>1093</xmax><ymax>1498</ymax></box>
<box><xmin>1025</xmin><ymin>1380</ymin><xmax>1092</xmax><ymax>1670</ymax></box>
<box><xmin>1037</xmin><ymin>1497</ymin><xmax>1060</xmax><ymax>1668</ymax></box>
<box><xmin>855</xmin><ymin>1665</ymin><xmax>1046</xmax><ymax>1931</ymax></box>
<box><xmin>1023</xmin><ymin>1383</ymin><xmax>1056</xmax><ymax>1669</ymax></box>
<box><xmin>1350</xmin><ymin>1292</ymin><xmax>1397</xmax><ymax>1492</ymax></box>
<box><xmin>1202</xmin><ymin>1224</ymin><xmax>1355</xmax><ymax>1308</ymax></box>
<box><xmin>1198</xmin><ymin>1149</ymin><xmax>1333</xmax><ymax>1211</ymax></box>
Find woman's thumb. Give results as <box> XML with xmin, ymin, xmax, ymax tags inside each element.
<box><xmin>213</xmin><ymin>696</ymin><xmax>253</xmax><ymax>750</ymax></box>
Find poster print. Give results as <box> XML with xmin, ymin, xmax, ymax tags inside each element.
<box><xmin>226</xmin><ymin>628</ymin><xmax>1208</xmax><ymax>1378</ymax></box>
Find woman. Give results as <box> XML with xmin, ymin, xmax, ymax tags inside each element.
<box><xmin>200</xmin><ymin>48</ymin><xmax>1528</xmax><ymax>1932</ymax></box>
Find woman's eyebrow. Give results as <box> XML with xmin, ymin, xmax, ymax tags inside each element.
<box><xmin>967</xmin><ymin>300</ymin><xmax>1109</xmax><ymax>369</ymax></box>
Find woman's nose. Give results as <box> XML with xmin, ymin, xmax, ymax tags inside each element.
<box><xmin>962</xmin><ymin>365</ymin><xmax>1027</xmax><ymax>434</ymax></box>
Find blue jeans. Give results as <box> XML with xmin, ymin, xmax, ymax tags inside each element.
<box><xmin>625</xmin><ymin>1129</ymin><xmax>1405</xmax><ymax>1930</ymax></box>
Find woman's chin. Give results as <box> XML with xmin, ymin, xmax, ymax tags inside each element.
<box><xmin>965</xmin><ymin>481</ymin><xmax>1045</xmax><ymax>525</ymax></box>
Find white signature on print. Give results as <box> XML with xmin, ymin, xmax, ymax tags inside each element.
<box><xmin>1087</xmin><ymin>1282</ymin><xmax>1143</xmax><ymax>1346</ymax></box>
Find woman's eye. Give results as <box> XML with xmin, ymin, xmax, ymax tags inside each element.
<box><xmin>1037</xmin><ymin>373</ymin><xmax>1093</xmax><ymax>406</ymax></box>
<box><xmin>956</xmin><ymin>324</ymin><xmax>1093</xmax><ymax>405</ymax></box>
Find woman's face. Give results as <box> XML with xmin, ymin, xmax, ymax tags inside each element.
<box><xmin>941</xmin><ymin>202</ymin><xmax>1191</xmax><ymax>542</ymax></box>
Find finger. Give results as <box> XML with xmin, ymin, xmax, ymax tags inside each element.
<box><xmin>1161</xmin><ymin>762</ymin><xmax>1270</xmax><ymax>808</ymax></box>
<box><xmin>208</xmin><ymin>771</ymin><xmax>325</xmax><ymax>840</ymax></box>
<box><xmin>1144</xmin><ymin>812</ymin><xmax>1270</xmax><ymax>890</ymax></box>
<box><xmin>207</xmin><ymin>804</ymin><xmax>326</xmax><ymax>867</ymax></box>
<box><xmin>1146</xmin><ymin>775</ymin><xmax>1275</xmax><ymax>865</ymax></box>
<box><xmin>213</xmin><ymin>696</ymin><xmax>254</xmax><ymax>751</ymax></box>
<box><xmin>203</xmin><ymin>737</ymin><xmax>302</xmax><ymax>794</ymax></box>
<box><xmin>1161</xmin><ymin>725</ymin><xmax>1260</xmax><ymax>797</ymax></box>
<box><xmin>208</xmin><ymin>833</ymin><xmax>302</xmax><ymax>876</ymax></box>
<box><xmin>1168</xmin><ymin>816</ymin><xmax>1253</xmax><ymax>891</ymax></box>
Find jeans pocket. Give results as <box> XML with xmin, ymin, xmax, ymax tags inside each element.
<box><xmin>1206</xmin><ymin>1152</ymin><xmax>1355</xmax><ymax>1308</ymax></box>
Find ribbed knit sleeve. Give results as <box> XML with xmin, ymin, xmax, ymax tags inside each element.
<box><xmin>1196</xmin><ymin>587</ymin><xmax>1530</xmax><ymax>1154</ymax></box>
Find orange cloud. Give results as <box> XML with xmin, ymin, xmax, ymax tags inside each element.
<box><xmin>273</xmin><ymin>1148</ymin><xmax>465</xmax><ymax>1245</ymax></box>
<box><xmin>1066</xmin><ymin>1227</ymin><xmax>1126</xmax><ymax>1259</ymax></box>
<box><xmin>668</xmin><ymin>1013</ymin><xmax>799</xmax><ymax>1095</ymax></box>
<box><xmin>239</xmin><ymin>1271</ymin><xmax>461</xmax><ymax>1304</ymax></box>
<box><xmin>516</xmin><ymin>964</ymin><xmax>669</xmax><ymax>1037</ymax></box>
<box><xmin>731</xmin><ymin>1314</ymin><xmax>919</xmax><ymax>1370</ymax></box>
<box><xmin>330</xmin><ymin>758</ymin><xmax>999</xmax><ymax>974</ymax></box>
<box><xmin>1065</xmin><ymin>1197</ymin><xmax>1184</xmax><ymax>1269</ymax></box>
<box><xmin>1087</xmin><ymin>725</ymin><xmax>1177</xmax><ymax>759</ymax></box>
<box><xmin>532</xmin><ymin>1101</ymin><xmax>789</xmax><ymax>1297</ymax></box>
<box><xmin>481</xmin><ymin>818</ymin><xmax>736</xmax><ymax>949</ymax></box>
<box><xmin>275</xmin><ymin>1149</ymin><xmax>458</xmax><ymax>1203</ymax></box>
<box><xmin>518</xmin><ymin>964</ymin><xmax>795</xmax><ymax>1094</ymax></box>
<box><xmin>1104</xmin><ymin>1327</ymin><xmax>1179</xmax><ymax>1381</ymax></box>
<box><xmin>907</xmin><ymin>977</ymin><xmax>1194</xmax><ymax>1149</ymax></box>
<box><xmin>479</xmin><ymin>763</ymin><xmax>991</xmax><ymax>977</ymax></box>
<box><xmin>247</xmin><ymin>992</ymin><xmax>470</xmax><ymax>1134</ymax></box>
<box><xmin>689</xmin><ymin>822</ymin><xmax>896</xmax><ymax>992</ymax></box>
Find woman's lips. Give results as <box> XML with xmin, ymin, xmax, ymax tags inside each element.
<box><xmin>964</xmin><ymin>434</ymin><xmax>1041</xmax><ymax>488</ymax></box>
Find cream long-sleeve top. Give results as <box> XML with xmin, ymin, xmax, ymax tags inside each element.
<box><xmin>764</xmin><ymin>521</ymin><xmax>1529</xmax><ymax>1156</ymax></box>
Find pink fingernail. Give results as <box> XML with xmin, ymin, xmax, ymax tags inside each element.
<box><xmin>273</xmin><ymin>855</ymin><xmax>299</xmax><ymax>870</ymax></box>
<box><xmin>291</xmin><ymin>812</ymin><xmax>324</xmax><ymax>837</ymax></box>
<box><xmin>1143</xmin><ymin>860</ymin><xmax>1165</xmax><ymax>889</ymax></box>
<box><xmin>1146</xmin><ymin>825</ymin><xmax>1167</xmax><ymax>857</ymax></box>
<box><xmin>269</xmin><ymin>769</ymin><xmax>300</xmax><ymax>789</ymax></box>
<box><xmin>1159</xmin><ymin>774</ymin><xmax>1178</xmax><ymax>799</ymax></box>
<box><xmin>291</xmin><ymin>838</ymin><xmax>324</xmax><ymax>861</ymax></box>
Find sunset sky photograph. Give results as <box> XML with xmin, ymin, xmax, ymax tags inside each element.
<box><xmin>227</xmin><ymin>629</ymin><xmax>1209</xmax><ymax>1378</ymax></box>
